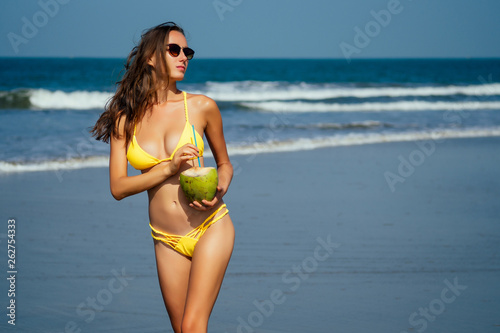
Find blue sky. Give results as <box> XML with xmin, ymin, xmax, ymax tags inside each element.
<box><xmin>1</xmin><ymin>0</ymin><xmax>500</xmax><ymax>59</ymax></box>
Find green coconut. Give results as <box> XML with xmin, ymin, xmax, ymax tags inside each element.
<box><xmin>179</xmin><ymin>167</ymin><xmax>218</xmax><ymax>203</ymax></box>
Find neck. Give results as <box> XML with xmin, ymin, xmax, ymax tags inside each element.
<box><xmin>157</xmin><ymin>82</ymin><xmax>181</xmax><ymax>103</ymax></box>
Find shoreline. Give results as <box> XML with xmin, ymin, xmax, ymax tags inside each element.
<box><xmin>1</xmin><ymin>136</ymin><xmax>499</xmax><ymax>332</ymax></box>
<box><xmin>2</xmin><ymin>128</ymin><xmax>500</xmax><ymax>174</ymax></box>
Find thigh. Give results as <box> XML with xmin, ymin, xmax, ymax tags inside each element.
<box><xmin>154</xmin><ymin>240</ymin><xmax>192</xmax><ymax>332</ymax></box>
<box><xmin>183</xmin><ymin>214</ymin><xmax>235</xmax><ymax>328</ymax></box>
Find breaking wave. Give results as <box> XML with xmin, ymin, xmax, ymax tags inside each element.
<box><xmin>0</xmin><ymin>89</ymin><xmax>112</xmax><ymax>110</ymax></box>
<box><xmin>2</xmin><ymin>82</ymin><xmax>500</xmax><ymax>110</ymax></box>
<box><xmin>240</xmin><ymin>100</ymin><xmax>500</xmax><ymax>113</ymax></box>
<box><xmin>226</xmin><ymin>127</ymin><xmax>500</xmax><ymax>155</ymax></box>
<box><xmin>196</xmin><ymin>81</ymin><xmax>500</xmax><ymax>102</ymax></box>
<box><xmin>2</xmin><ymin>127</ymin><xmax>500</xmax><ymax>173</ymax></box>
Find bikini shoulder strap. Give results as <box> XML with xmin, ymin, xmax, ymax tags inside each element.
<box><xmin>183</xmin><ymin>91</ymin><xmax>189</xmax><ymax>121</ymax></box>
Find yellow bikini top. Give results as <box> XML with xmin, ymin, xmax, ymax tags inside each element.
<box><xmin>127</xmin><ymin>91</ymin><xmax>204</xmax><ymax>170</ymax></box>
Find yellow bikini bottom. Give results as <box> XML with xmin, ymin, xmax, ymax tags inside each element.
<box><xmin>149</xmin><ymin>204</ymin><xmax>228</xmax><ymax>258</ymax></box>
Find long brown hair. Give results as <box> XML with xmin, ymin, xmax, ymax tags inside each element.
<box><xmin>91</xmin><ymin>22</ymin><xmax>186</xmax><ymax>145</ymax></box>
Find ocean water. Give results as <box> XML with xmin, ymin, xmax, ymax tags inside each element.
<box><xmin>1</xmin><ymin>57</ymin><xmax>500</xmax><ymax>173</ymax></box>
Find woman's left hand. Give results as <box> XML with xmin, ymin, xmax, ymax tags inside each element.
<box><xmin>189</xmin><ymin>185</ymin><xmax>225</xmax><ymax>211</ymax></box>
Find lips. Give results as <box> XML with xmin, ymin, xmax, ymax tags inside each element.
<box><xmin>176</xmin><ymin>66</ymin><xmax>186</xmax><ymax>71</ymax></box>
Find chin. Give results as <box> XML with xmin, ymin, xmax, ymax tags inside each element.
<box><xmin>172</xmin><ymin>73</ymin><xmax>185</xmax><ymax>81</ymax></box>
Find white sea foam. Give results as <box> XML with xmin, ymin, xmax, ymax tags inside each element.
<box><xmin>241</xmin><ymin>100</ymin><xmax>500</xmax><ymax>113</ymax></box>
<box><xmin>2</xmin><ymin>127</ymin><xmax>500</xmax><ymax>173</ymax></box>
<box><xmin>297</xmin><ymin>120</ymin><xmax>386</xmax><ymax>129</ymax></box>
<box><xmin>197</xmin><ymin>81</ymin><xmax>500</xmax><ymax>102</ymax></box>
<box><xmin>29</xmin><ymin>89</ymin><xmax>112</xmax><ymax>110</ymax></box>
<box><xmin>0</xmin><ymin>156</ymin><xmax>109</xmax><ymax>173</ymax></box>
<box><xmin>226</xmin><ymin>127</ymin><xmax>500</xmax><ymax>156</ymax></box>
<box><xmin>8</xmin><ymin>83</ymin><xmax>500</xmax><ymax>110</ymax></box>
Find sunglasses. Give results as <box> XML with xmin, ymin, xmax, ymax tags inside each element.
<box><xmin>167</xmin><ymin>44</ymin><xmax>195</xmax><ymax>60</ymax></box>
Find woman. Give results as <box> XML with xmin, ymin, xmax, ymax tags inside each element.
<box><xmin>91</xmin><ymin>22</ymin><xmax>234</xmax><ymax>333</ymax></box>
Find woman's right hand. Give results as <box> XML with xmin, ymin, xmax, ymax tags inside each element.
<box><xmin>165</xmin><ymin>144</ymin><xmax>200</xmax><ymax>176</ymax></box>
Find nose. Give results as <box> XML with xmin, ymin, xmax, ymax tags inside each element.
<box><xmin>179</xmin><ymin>50</ymin><xmax>188</xmax><ymax>61</ymax></box>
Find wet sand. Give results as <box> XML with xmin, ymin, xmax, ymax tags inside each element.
<box><xmin>1</xmin><ymin>137</ymin><xmax>499</xmax><ymax>332</ymax></box>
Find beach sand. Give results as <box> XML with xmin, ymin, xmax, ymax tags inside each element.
<box><xmin>1</xmin><ymin>137</ymin><xmax>499</xmax><ymax>332</ymax></box>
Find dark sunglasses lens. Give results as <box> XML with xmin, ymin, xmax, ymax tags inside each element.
<box><xmin>184</xmin><ymin>48</ymin><xmax>195</xmax><ymax>60</ymax></box>
<box><xmin>168</xmin><ymin>44</ymin><xmax>181</xmax><ymax>57</ymax></box>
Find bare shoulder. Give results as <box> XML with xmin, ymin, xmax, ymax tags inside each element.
<box><xmin>186</xmin><ymin>93</ymin><xmax>219</xmax><ymax>114</ymax></box>
<box><xmin>116</xmin><ymin>114</ymin><xmax>127</xmax><ymax>136</ymax></box>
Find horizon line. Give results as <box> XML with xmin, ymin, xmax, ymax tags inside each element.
<box><xmin>1</xmin><ymin>56</ymin><xmax>500</xmax><ymax>61</ymax></box>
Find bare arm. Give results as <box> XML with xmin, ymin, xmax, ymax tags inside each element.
<box><xmin>109</xmin><ymin>116</ymin><xmax>198</xmax><ymax>200</ymax></box>
<box><xmin>191</xmin><ymin>97</ymin><xmax>233</xmax><ymax>209</ymax></box>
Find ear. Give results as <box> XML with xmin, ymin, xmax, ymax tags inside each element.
<box><xmin>148</xmin><ymin>56</ymin><xmax>155</xmax><ymax>67</ymax></box>
<box><xmin>148</xmin><ymin>53</ymin><xmax>156</xmax><ymax>67</ymax></box>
